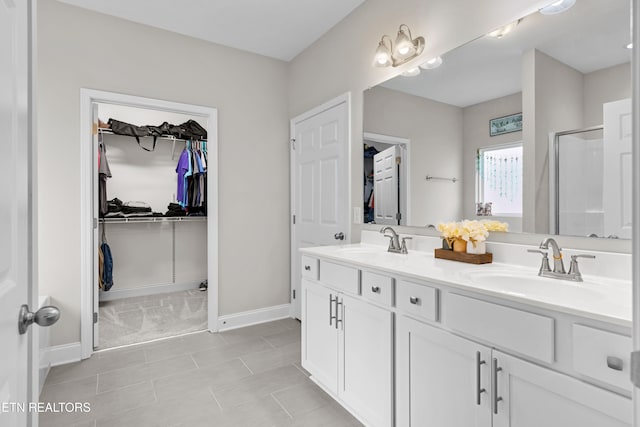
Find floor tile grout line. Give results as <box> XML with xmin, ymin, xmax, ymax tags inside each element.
<box><xmin>238</xmin><ymin>357</ymin><xmax>255</xmax><ymax>375</ymax></box>
<box><xmin>292</xmin><ymin>362</ymin><xmax>309</xmax><ymax>377</ymax></box>
<box><xmin>260</xmin><ymin>336</ymin><xmax>277</xmax><ymax>349</ymax></box>
<box><xmin>95</xmin><ymin>379</ymin><xmax>149</xmax><ymax>396</ymax></box>
<box><xmin>190</xmin><ymin>353</ymin><xmax>200</xmax><ymax>369</ymax></box>
<box><xmin>270</xmin><ymin>392</ymin><xmax>294</xmax><ymax>419</ymax></box>
<box><xmin>208</xmin><ymin>387</ymin><xmax>224</xmax><ymax>412</ymax></box>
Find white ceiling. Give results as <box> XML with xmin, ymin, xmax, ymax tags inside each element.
<box><xmin>57</xmin><ymin>0</ymin><xmax>366</xmax><ymax>61</ymax></box>
<box><xmin>381</xmin><ymin>0</ymin><xmax>631</xmax><ymax>107</ymax></box>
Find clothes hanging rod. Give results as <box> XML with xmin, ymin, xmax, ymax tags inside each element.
<box><xmin>98</xmin><ymin>128</ymin><xmax>207</xmax><ymax>143</ymax></box>
<box><xmin>99</xmin><ymin>216</ymin><xmax>207</xmax><ymax>224</ymax></box>
<box><xmin>425</xmin><ymin>175</ymin><xmax>458</xmax><ymax>183</ymax></box>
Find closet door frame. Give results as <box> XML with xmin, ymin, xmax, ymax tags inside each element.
<box><xmin>79</xmin><ymin>88</ymin><xmax>219</xmax><ymax>359</ymax></box>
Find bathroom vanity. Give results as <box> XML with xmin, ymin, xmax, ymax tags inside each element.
<box><xmin>300</xmin><ymin>232</ymin><xmax>632</xmax><ymax>427</ymax></box>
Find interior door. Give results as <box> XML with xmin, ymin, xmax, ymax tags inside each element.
<box><xmin>0</xmin><ymin>0</ymin><xmax>33</xmax><ymax>425</ymax></box>
<box><xmin>291</xmin><ymin>97</ymin><xmax>349</xmax><ymax>319</ymax></box>
<box><xmin>603</xmin><ymin>98</ymin><xmax>632</xmax><ymax>239</ymax></box>
<box><xmin>374</xmin><ymin>145</ymin><xmax>400</xmax><ymax>225</ymax></box>
<box><xmin>92</xmin><ymin>103</ymin><xmax>100</xmax><ymax>348</ymax></box>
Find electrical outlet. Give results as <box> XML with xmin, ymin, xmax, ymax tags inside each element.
<box><xmin>353</xmin><ymin>207</ymin><xmax>362</xmax><ymax>224</ymax></box>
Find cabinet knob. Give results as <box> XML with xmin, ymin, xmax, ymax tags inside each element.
<box><xmin>371</xmin><ymin>286</ymin><xmax>381</xmax><ymax>293</ymax></box>
<box><xmin>304</xmin><ymin>265</ymin><xmax>311</xmax><ymax>271</ymax></box>
<box><xmin>409</xmin><ymin>296</ymin><xmax>420</xmax><ymax>305</ymax></box>
<box><xmin>606</xmin><ymin>356</ymin><xmax>624</xmax><ymax>371</ymax></box>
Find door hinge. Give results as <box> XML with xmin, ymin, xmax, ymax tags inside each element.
<box><xmin>396</xmin><ymin>212</ymin><xmax>402</xmax><ymax>221</ymax></box>
<box><xmin>93</xmin><ymin>218</ymin><xmax>98</xmax><ymax>229</ymax></box>
<box><xmin>292</xmin><ymin>214</ymin><xmax>296</xmax><ymax>225</ymax></box>
<box><xmin>292</xmin><ymin>289</ymin><xmax>296</xmax><ymax>299</ymax></box>
<box><xmin>631</xmin><ymin>351</ymin><xmax>640</xmax><ymax>387</ymax></box>
<box><xmin>93</xmin><ymin>312</ymin><xmax>98</xmax><ymax>324</ymax></box>
<box><xmin>291</xmin><ymin>138</ymin><xmax>296</xmax><ymax>150</ymax></box>
<box><xmin>396</xmin><ymin>156</ymin><xmax>401</xmax><ymax>165</ymax></box>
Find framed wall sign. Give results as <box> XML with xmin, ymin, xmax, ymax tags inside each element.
<box><xmin>490</xmin><ymin>113</ymin><xmax>522</xmax><ymax>136</ymax></box>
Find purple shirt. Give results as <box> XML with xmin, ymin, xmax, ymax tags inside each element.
<box><xmin>176</xmin><ymin>149</ymin><xmax>190</xmax><ymax>207</ymax></box>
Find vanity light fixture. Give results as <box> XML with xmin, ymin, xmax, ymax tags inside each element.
<box><xmin>486</xmin><ymin>20</ymin><xmax>521</xmax><ymax>39</ymax></box>
<box><xmin>420</xmin><ymin>56</ymin><xmax>443</xmax><ymax>70</ymax></box>
<box><xmin>539</xmin><ymin>0</ymin><xmax>576</xmax><ymax>15</ymax></box>
<box><xmin>373</xmin><ymin>24</ymin><xmax>425</xmax><ymax>68</ymax></box>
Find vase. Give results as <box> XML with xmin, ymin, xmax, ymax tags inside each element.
<box><xmin>467</xmin><ymin>240</ymin><xmax>486</xmax><ymax>255</ymax></box>
<box><xmin>442</xmin><ymin>239</ymin><xmax>452</xmax><ymax>250</ymax></box>
<box><xmin>452</xmin><ymin>238</ymin><xmax>467</xmax><ymax>253</ymax></box>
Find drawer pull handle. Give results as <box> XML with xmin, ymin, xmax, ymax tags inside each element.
<box><xmin>304</xmin><ymin>265</ymin><xmax>311</xmax><ymax>271</ymax></box>
<box><xmin>607</xmin><ymin>356</ymin><xmax>624</xmax><ymax>371</ymax></box>
<box><xmin>409</xmin><ymin>296</ymin><xmax>420</xmax><ymax>305</ymax></box>
<box><xmin>492</xmin><ymin>358</ymin><xmax>503</xmax><ymax>415</ymax></box>
<box><xmin>476</xmin><ymin>351</ymin><xmax>486</xmax><ymax>405</ymax></box>
<box><xmin>371</xmin><ymin>286</ymin><xmax>381</xmax><ymax>293</ymax></box>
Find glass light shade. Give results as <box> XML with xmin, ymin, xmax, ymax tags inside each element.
<box><xmin>401</xmin><ymin>67</ymin><xmax>421</xmax><ymax>77</ymax></box>
<box><xmin>394</xmin><ymin>28</ymin><xmax>416</xmax><ymax>59</ymax></box>
<box><xmin>420</xmin><ymin>56</ymin><xmax>443</xmax><ymax>69</ymax></box>
<box><xmin>487</xmin><ymin>21</ymin><xmax>518</xmax><ymax>38</ymax></box>
<box><xmin>373</xmin><ymin>40</ymin><xmax>392</xmax><ymax>67</ymax></box>
<box><xmin>539</xmin><ymin>0</ymin><xmax>576</xmax><ymax>15</ymax></box>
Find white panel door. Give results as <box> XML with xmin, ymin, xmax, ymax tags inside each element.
<box><xmin>374</xmin><ymin>145</ymin><xmax>400</xmax><ymax>225</ymax></box>
<box><xmin>396</xmin><ymin>316</ymin><xmax>491</xmax><ymax>427</ymax></box>
<box><xmin>301</xmin><ymin>280</ymin><xmax>338</xmax><ymax>394</ymax></box>
<box><xmin>92</xmin><ymin>102</ymin><xmax>100</xmax><ymax>348</ymax></box>
<box><xmin>493</xmin><ymin>350</ymin><xmax>631</xmax><ymax>427</ymax></box>
<box><xmin>603</xmin><ymin>98</ymin><xmax>632</xmax><ymax>239</ymax></box>
<box><xmin>291</xmin><ymin>98</ymin><xmax>349</xmax><ymax>319</ymax></box>
<box><xmin>0</xmin><ymin>0</ymin><xmax>32</xmax><ymax>425</ymax></box>
<box><xmin>339</xmin><ymin>294</ymin><xmax>393</xmax><ymax>427</ymax></box>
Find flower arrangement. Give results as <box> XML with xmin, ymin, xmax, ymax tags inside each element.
<box><xmin>437</xmin><ymin>219</ymin><xmax>508</xmax><ymax>250</ymax></box>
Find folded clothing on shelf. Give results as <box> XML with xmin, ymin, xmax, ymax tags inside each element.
<box><xmin>121</xmin><ymin>201</ymin><xmax>152</xmax><ymax>215</ymax></box>
<box><xmin>165</xmin><ymin>203</ymin><xmax>186</xmax><ymax>217</ymax></box>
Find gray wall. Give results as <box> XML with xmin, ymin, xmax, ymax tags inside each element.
<box><xmin>364</xmin><ymin>86</ymin><xmax>463</xmax><ymax>226</ymax></box>
<box><xmin>584</xmin><ymin>62</ymin><xmax>631</xmax><ymax>127</ymax></box>
<box><xmin>37</xmin><ymin>0</ymin><xmax>290</xmax><ymax>346</ymax></box>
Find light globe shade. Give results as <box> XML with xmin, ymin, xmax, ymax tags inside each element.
<box><xmin>394</xmin><ymin>28</ymin><xmax>416</xmax><ymax>59</ymax></box>
<box><xmin>401</xmin><ymin>67</ymin><xmax>421</xmax><ymax>77</ymax></box>
<box><xmin>420</xmin><ymin>56</ymin><xmax>443</xmax><ymax>69</ymax></box>
<box><xmin>539</xmin><ymin>0</ymin><xmax>576</xmax><ymax>15</ymax></box>
<box><xmin>373</xmin><ymin>40</ymin><xmax>392</xmax><ymax>67</ymax></box>
<box><xmin>487</xmin><ymin>21</ymin><xmax>519</xmax><ymax>38</ymax></box>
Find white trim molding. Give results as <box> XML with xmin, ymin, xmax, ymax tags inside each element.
<box><xmin>217</xmin><ymin>304</ymin><xmax>291</xmax><ymax>332</ymax></box>
<box><xmin>43</xmin><ymin>342</ymin><xmax>83</xmax><ymax>368</ymax></box>
<box><xmin>79</xmin><ymin>88</ymin><xmax>219</xmax><ymax>360</ymax></box>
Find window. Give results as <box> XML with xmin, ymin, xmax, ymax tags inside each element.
<box><xmin>476</xmin><ymin>143</ymin><xmax>523</xmax><ymax>216</ymax></box>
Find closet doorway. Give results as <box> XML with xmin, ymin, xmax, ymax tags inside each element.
<box><xmin>79</xmin><ymin>89</ymin><xmax>218</xmax><ymax>358</ymax></box>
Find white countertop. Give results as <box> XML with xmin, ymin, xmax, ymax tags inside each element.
<box><xmin>301</xmin><ymin>243</ymin><xmax>632</xmax><ymax>328</ymax></box>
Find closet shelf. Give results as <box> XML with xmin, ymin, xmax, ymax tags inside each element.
<box><xmin>98</xmin><ymin>128</ymin><xmax>206</xmax><ymax>143</ymax></box>
<box><xmin>100</xmin><ymin>217</ymin><xmax>207</xmax><ymax>224</ymax></box>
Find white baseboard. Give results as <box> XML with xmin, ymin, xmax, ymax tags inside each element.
<box><xmin>43</xmin><ymin>342</ymin><xmax>82</xmax><ymax>370</ymax></box>
<box><xmin>217</xmin><ymin>304</ymin><xmax>291</xmax><ymax>331</ymax></box>
<box><xmin>99</xmin><ymin>281</ymin><xmax>203</xmax><ymax>301</ymax></box>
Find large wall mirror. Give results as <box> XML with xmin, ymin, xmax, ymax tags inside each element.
<box><xmin>363</xmin><ymin>0</ymin><xmax>631</xmax><ymax>240</ymax></box>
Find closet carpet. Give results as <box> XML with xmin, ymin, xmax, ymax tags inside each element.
<box><xmin>39</xmin><ymin>319</ymin><xmax>363</xmax><ymax>427</ymax></box>
<box><xmin>98</xmin><ymin>289</ymin><xmax>208</xmax><ymax>349</ymax></box>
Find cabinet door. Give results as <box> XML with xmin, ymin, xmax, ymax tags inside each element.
<box><xmin>339</xmin><ymin>294</ymin><xmax>394</xmax><ymax>427</ymax></box>
<box><xmin>492</xmin><ymin>350</ymin><xmax>631</xmax><ymax>427</ymax></box>
<box><xmin>301</xmin><ymin>279</ymin><xmax>338</xmax><ymax>394</ymax></box>
<box><xmin>396</xmin><ymin>316</ymin><xmax>492</xmax><ymax>427</ymax></box>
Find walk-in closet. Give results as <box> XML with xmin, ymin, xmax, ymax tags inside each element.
<box><xmin>93</xmin><ymin>102</ymin><xmax>212</xmax><ymax>350</ymax></box>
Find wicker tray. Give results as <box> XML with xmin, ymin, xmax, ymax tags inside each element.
<box><xmin>434</xmin><ymin>248</ymin><xmax>492</xmax><ymax>264</ymax></box>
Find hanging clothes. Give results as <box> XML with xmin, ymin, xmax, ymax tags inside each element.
<box><xmin>98</xmin><ymin>134</ymin><xmax>112</xmax><ymax>217</ymax></box>
<box><xmin>176</xmin><ymin>140</ymin><xmax>208</xmax><ymax>215</ymax></box>
<box><xmin>100</xmin><ymin>224</ymin><xmax>114</xmax><ymax>291</ymax></box>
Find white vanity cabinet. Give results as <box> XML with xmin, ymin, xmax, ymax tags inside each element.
<box><xmin>301</xmin><ymin>267</ymin><xmax>394</xmax><ymax>427</ymax></box>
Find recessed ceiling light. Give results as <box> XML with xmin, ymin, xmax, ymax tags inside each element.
<box><xmin>539</xmin><ymin>0</ymin><xmax>576</xmax><ymax>15</ymax></box>
<box><xmin>419</xmin><ymin>56</ymin><xmax>443</xmax><ymax>70</ymax></box>
<box><xmin>486</xmin><ymin>21</ymin><xmax>520</xmax><ymax>39</ymax></box>
<box><xmin>401</xmin><ymin>67</ymin><xmax>421</xmax><ymax>77</ymax></box>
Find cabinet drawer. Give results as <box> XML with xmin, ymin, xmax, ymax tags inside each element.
<box><xmin>572</xmin><ymin>324</ymin><xmax>632</xmax><ymax>392</ymax></box>
<box><xmin>320</xmin><ymin>260</ymin><xmax>360</xmax><ymax>295</ymax></box>
<box><xmin>301</xmin><ymin>255</ymin><xmax>319</xmax><ymax>280</ymax></box>
<box><xmin>444</xmin><ymin>293</ymin><xmax>555</xmax><ymax>363</ymax></box>
<box><xmin>396</xmin><ymin>280</ymin><xmax>438</xmax><ymax>322</ymax></box>
<box><xmin>361</xmin><ymin>271</ymin><xmax>394</xmax><ymax>307</ymax></box>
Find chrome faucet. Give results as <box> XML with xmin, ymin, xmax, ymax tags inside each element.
<box><xmin>528</xmin><ymin>237</ymin><xmax>595</xmax><ymax>282</ymax></box>
<box><xmin>539</xmin><ymin>237</ymin><xmax>565</xmax><ymax>274</ymax></box>
<box><xmin>380</xmin><ymin>226</ymin><xmax>410</xmax><ymax>254</ymax></box>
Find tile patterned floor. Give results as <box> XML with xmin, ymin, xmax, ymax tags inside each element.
<box><xmin>39</xmin><ymin>319</ymin><xmax>363</xmax><ymax>427</ymax></box>
<box><xmin>98</xmin><ymin>289</ymin><xmax>208</xmax><ymax>349</ymax></box>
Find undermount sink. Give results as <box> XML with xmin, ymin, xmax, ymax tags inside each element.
<box><xmin>335</xmin><ymin>245</ymin><xmax>382</xmax><ymax>255</ymax></box>
<box><xmin>458</xmin><ymin>269</ymin><xmax>608</xmax><ymax>302</ymax></box>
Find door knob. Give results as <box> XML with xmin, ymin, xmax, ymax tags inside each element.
<box><xmin>18</xmin><ymin>304</ymin><xmax>60</xmax><ymax>335</ymax></box>
<box><xmin>334</xmin><ymin>232</ymin><xmax>345</xmax><ymax>240</ymax></box>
